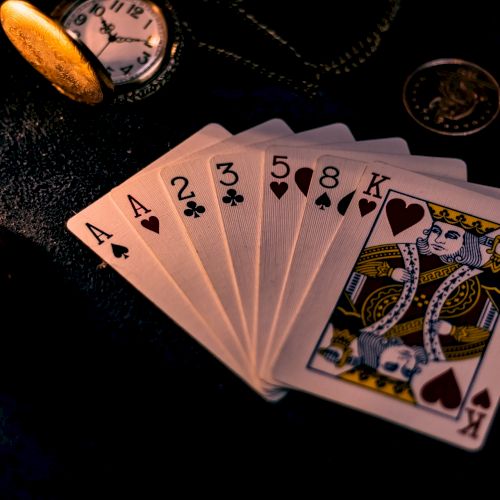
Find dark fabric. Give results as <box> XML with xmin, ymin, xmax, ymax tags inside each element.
<box><xmin>1</xmin><ymin>1</ymin><xmax>499</xmax><ymax>496</ymax></box>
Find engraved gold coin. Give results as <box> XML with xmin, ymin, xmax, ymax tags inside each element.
<box><xmin>0</xmin><ymin>0</ymin><xmax>113</xmax><ymax>104</ymax></box>
<box><xmin>403</xmin><ymin>58</ymin><xmax>500</xmax><ymax>136</ymax></box>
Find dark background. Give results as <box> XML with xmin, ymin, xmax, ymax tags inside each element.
<box><xmin>1</xmin><ymin>0</ymin><xmax>499</xmax><ymax>496</ymax></box>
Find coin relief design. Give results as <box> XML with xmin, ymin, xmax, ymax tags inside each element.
<box><xmin>403</xmin><ymin>59</ymin><xmax>500</xmax><ymax>136</ymax></box>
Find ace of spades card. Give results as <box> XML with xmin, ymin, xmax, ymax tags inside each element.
<box><xmin>274</xmin><ymin>163</ymin><xmax>500</xmax><ymax>450</ymax></box>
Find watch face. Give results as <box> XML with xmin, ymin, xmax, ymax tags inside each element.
<box><xmin>59</xmin><ymin>0</ymin><xmax>168</xmax><ymax>85</ymax></box>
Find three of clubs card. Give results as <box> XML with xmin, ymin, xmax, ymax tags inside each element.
<box><xmin>67</xmin><ymin>119</ymin><xmax>500</xmax><ymax>450</ymax></box>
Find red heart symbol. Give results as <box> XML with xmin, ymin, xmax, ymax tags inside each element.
<box><xmin>270</xmin><ymin>181</ymin><xmax>288</xmax><ymax>199</ymax></box>
<box><xmin>358</xmin><ymin>198</ymin><xmax>377</xmax><ymax>217</ymax></box>
<box><xmin>472</xmin><ymin>389</ymin><xmax>491</xmax><ymax>409</ymax></box>
<box><xmin>141</xmin><ymin>216</ymin><xmax>160</xmax><ymax>234</ymax></box>
<box><xmin>295</xmin><ymin>167</ymin><xmax>313</xmax><ymax>197</ymax></box>
<box><xmin>386</xmin><ymin>198</ymin><xmax>424</xmax><ymax>236</ymax></box>
<box><xmin>421</xmin><ymin>368</ymin><xmax>462</xmax><ymax>409</ymax></box>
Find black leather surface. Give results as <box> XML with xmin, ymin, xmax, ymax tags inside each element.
<box><xmin>1</xmin><ymin>0</ymin><xmax>499</xmax><ymax>495</ymax></box>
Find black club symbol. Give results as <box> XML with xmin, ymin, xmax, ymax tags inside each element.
<box><xmin>222</xmin><ymin>188</ymin><xmax>244</xmax><ymax>206</ymax></box>
<box><xmin>184</xmin><ymin>200</ymin><xmax>206</xmax><ymax>218</ymax></box>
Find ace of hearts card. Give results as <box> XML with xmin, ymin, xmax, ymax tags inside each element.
<box><xmin>274</xmin><ymin>162</ymin><xmax>500</xmax><ymax>450</ymax></box>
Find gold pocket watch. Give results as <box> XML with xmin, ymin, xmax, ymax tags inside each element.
<box><xmin>0</xmin><ymin>0</ymin><xmax>182</xmax><ymax>104</ymax></box>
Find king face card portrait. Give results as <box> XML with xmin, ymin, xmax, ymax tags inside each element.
<box><xmin>274</xmin><ymin>163</ymin><xmax>500</xmax><ymax>450</ymax></box>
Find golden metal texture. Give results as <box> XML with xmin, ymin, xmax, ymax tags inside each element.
<box><xmin>1</xmin><ymin>0</ymin><xmax>113</xmax><ymax>104</ymax></box>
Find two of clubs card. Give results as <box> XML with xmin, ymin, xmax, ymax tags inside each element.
<box><xmin>67</xmin><ymin>118</ymin><xmax>500</xmax><ymax>451</ymax></box>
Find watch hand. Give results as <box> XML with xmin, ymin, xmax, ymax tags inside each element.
<box><xmin>99</xmin><ymin>18</ymin><xmax>113</xmax><ymax>33</ymax></box>
<box><xmin>99</xmin><ymin>18</ymin><xmax>111</xmax><ymax>34</ymax></box>
<box><xmin>115</xmin><ymin>36</ymin><xmax>149</xmax><ymax>43</ymax></box>
<box><xmin>96</xmin><ymin>19</ymin><xmax>119</xmax><ymax>57</ymax></box>
<box><xmin>99</xmin><ymin>18</ymin><xmax>118</xmax><ymax>42</ymax></box>
<box><xmin>96</xmin><ymin>39</ymin><xmax>112</xmax><ymax>57</ymax></box>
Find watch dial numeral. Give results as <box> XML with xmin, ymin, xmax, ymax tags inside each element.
<box><xmin>74</xmin><ymin>13</ymin><xmax>87</xmax><ymax>26</ymax></box>
<box><xmin>120</xmin><ymin>64</ymin><xmax>134</xmax><ymax>75</ymax></box>
<box><xmin>62</xmin><ymin>0</ymin><xmax>169</xmax><ymax>88</ymax></box>
<box><xmin>126</xmin><ymin>4</ymin><xmax>144</xmax><ymax>19</ymax></box>
<box><xmin>89</xmin><ymin>3</ymin><xmax>105</xmax><ymax>16</ymax></box>
<box><xmin>110</xmin><ymin>0</ymin><xmax>124</xmax><ymax>12</ymax></box>
<box><xmin>137</xmin><ymin>51</ymin><xmax>151</xmax><ymax>65</ymax></box>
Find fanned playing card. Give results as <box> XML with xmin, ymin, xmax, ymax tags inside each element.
<box><xmin>154</xmin><ymin>122</ymin><xmax>355</xmax><ymax>395</ymax></box>
<box><xmin>205</xmin><ymin>131</ymin><xmax>369</xmax><ymax>366</ymax></box>
<box><xmin>273</xmin><ymin>162</ymin><xmax>500</xmax><ymax>450</ymax></box>
<box><xmin>109</xmin><ymin>119</ymin><xmax>297</xmax><ymax>394</ymax></box>
<box><xmin>205</xmin><ymin>134</ymin><xmax>405</xmax><ymax>398</ymax></box>
<box><xmin>67</xmin><ymin>118</ymin><xmax>500</xmax><ymax>449</ymax></box>
<box><xmin>67</xmin><ymin>124</ymin><xmax>263</xmax><ymax>388</ymax></box>
<box><xmin>253</xmin><ymin>140</ymin><xmax>415</xmax><ymax>394</ymax></box>
<box><xmin>258</xmin><ymin>148</ymin><xmax>468</xmax><ymax>388</ymax></box>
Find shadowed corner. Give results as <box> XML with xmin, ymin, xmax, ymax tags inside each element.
<box><xmin>0</xmin><ymin>226</ymin><xmax>109</xmax><ymax>496</ymax></box>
